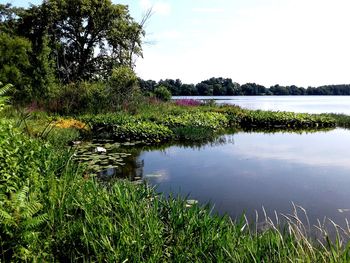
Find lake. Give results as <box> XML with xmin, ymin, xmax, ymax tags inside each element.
<box><xmin>109</xmin><ymin>128</ymin><xmax>350</xmax><ymax>228</ymax></box>
<box><xmin>173</xmin><ymin>96</ymin><xmax>350</xmax><ymax>114</ymax></box>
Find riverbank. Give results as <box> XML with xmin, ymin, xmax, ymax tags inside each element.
<box><xmin>1</xmin><ymin>101</ymin><xmax>350</xmax><ymax>262</ymax></box>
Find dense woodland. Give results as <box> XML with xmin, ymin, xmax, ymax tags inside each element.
<box><xmin>139</xmin><ymin>77</ymin><xmax>350</xmax><ymax>96</ymax></box>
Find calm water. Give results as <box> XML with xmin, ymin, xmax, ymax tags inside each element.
<box><xmin>115</xmin><ymin>128</ymin><xmax>350</xmax><ymax>226</ymax></box>
<box><xmin>173</xmin><ymin>96</ymin><xmax>350</xmax><ymax>114</ymax></box>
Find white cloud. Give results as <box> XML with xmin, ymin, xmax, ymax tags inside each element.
<box><xmin>139</xmin><ymin>0</ymin><xmax>171</xmax><ymax>16</ymax></box>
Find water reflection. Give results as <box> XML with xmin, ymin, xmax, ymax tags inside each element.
<box><xmin>98</xmin><ymin>155</ymin><xmax>144</xmax><ymax>181</ymax></box>
<box><xmin>100</xmin><ymin>128</ymin><xmax>350</xmax><ymax>228</ymax></box>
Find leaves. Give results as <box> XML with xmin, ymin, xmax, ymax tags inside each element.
<box><xmin>0</xmin><ymin>82</ymin><xmax>12</xmax><ymax>111</ymax></box>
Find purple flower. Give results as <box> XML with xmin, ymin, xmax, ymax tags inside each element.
<box><xmin>175</xmin><ymin>99</ymin><xmax>202</xmax><ymax>106</ymax></box>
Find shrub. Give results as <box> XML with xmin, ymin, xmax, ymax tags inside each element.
<box><xmin>154</xmin><ymin>86</ymin><xmax>172</xmax><ymax>101</ymax></box>
<box><xmin>47</xmin><ymin>81</ymin><xmax>109</xmax><ymax>114</ymax></box>
<box><xmin>107</xmin><ymin>66</ymin><xmax>139</xmax><ymax>110</ymax></box>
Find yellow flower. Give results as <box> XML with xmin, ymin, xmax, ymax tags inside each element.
<box><xmin>54</xmin><ymin>118</ymin><xmax>88</xmax><ymax>131</ymax></box>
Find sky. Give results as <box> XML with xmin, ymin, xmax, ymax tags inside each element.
<box><xmin>5</xmin><ymin>0</ymin><xmax>350</xmax><ymax>87</ymax></box>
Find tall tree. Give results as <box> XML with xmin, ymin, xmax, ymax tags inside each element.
<box><xmin>0</xmin><ymin>33</ymin><xmax>32</xmax><ymax>101</ymax></box>
<box><xmin>42</xmin><ymin>0</ymin><xmax>144</xmax><ymax>82</ymax></box>
<box><xmin>9</xmin><ymin>0</ymin><xmax>145</xmax><ymax>83</ymax></box>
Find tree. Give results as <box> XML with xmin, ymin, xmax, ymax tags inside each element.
<box><xmin>0</xmin><ymin>33</ymin><xmax>32</xmax><ymax>101</ymax></box>
<box><xmin>46</xmin><ymin>0</ymin><xmax>144</xmax><ymax>82</ymax></box>
<box><xmin>6</xmin><ymin>0</ymin><xmax>145</xmax><ymax>83</ymax></box>
<box><xmin>241</xmin><ymin>83</ymin><xmax>267</xmax><ymax>95</ymax></box>
<box><xmin>181</xmin><ymin>84</ymin><xmax>197</xmax><ymax>95</ymax></box>
<box><xmin>270</xmin><ymin>84</ymin><xmax>290</xmax><ymax>95</ymax></box>
<box><xmin>196</xmin><ymin>83</ymin><xmax>213</xmax><ymax>96</ymax></box>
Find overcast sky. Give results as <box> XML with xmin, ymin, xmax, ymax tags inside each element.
<box><xmin>6</xmin><ymin>0</ymin><xmax>350</xmax><ymax>87</ymax></box>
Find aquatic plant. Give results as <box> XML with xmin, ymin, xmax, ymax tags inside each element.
<box><xmin>80</xmin><ymin>111</ymin><xmax>228</xmax><ymax>143</ymax></box>
<box><xmin>323</xmin><ymin>113</ymin><xmax>350</xmax><ymax>129</ymax></box>
<box><xmin>240</xmin><ymin>110</ymin><xmax>336</xmax><ymax>128</ymax></box>
<box><xmin>80</xmin><ymin>113</ymin><xmax>173</xmax><ymax>143</ymax></box>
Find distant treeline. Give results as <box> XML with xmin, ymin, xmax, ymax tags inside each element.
<box><xmin>139</xmin><ymin>77</ymin><xmax>350</xmax><ymax>96</ymax></box>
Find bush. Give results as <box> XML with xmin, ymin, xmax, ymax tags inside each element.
<box><xmin>47</xmin><ymin>81</ymin><xmax>108</xmax><ymax>114</ymax></box>
<box><xmin>154</xmin><ymin>86</ymin><xmax>171</xmax><ymax>101</ymax></box>
<box><xmin>107</xmin><ymin>66</ymin><xmax>139</xmax><ymax>110</ymax></box>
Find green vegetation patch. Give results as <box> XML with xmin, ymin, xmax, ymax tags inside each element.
<box><xmin>323</xmin><ymin>113</ymin><xmax>350</xmax><ymax>129</ymax></box>
<box><xmin>240</xmin><ymin>110</ymin><xmax>336</xmax><ymax>128</ymax></box>
<box><xmin>155</xmin><ymin>111</ymin><xmax>229</xmax><ymax>130</ymax></box>
<box><xmin>80</xmin><ymin>111</ymin><xmax>228</xmax><ymax>143</ymax></box>
<box><xmin>79</xmin><ymin>105</ymin><xmax>338</xmax><ymax>144</ymax></box>
<box><xmin>80</xmin><ymin>113</ymin><xmax>173</xmax><ymax>143</ymax></box>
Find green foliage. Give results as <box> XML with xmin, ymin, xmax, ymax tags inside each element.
<box><xmin>112</xmin><ymin>121</ymin><xmax>173</xmax><ymax>143</ymax></box>
<box><xmin>0</xmin><ymin>123</ymin><xmax>47</xmax><ymax>194</ymax></box>
<box><xmin>45</xmin><ymin>127</ymin><xmax>81</xmax><ymax>147</ymax></box>
<box><xmin>0</xmin><ymin>185</ymin><xmax>47</xmax><ymax>261</ymax></box>
<box><xmin>30</xmin><ymin>35</ymin><xmax>56</xmax><ymax>101</ymax></box>
<box><xmin>80</xmin><ymin>110</ymin><xmax>228</xmax><ymax>143</ymax></box>
<box><xmin>18</xmin><ymin>0</ymin><xmax>144</xmax><ymax>82</ymax></box>
<box><xmin>323</xmin><ymin>113</ymin><xmax>350</xmax><ymax>129</ymax></box>
<box><xmin>240</xmin><ymin>110</ymin><xmax>336</xmax><ymax>128</ymax></box>
<box><xmin>155</xmin><ymin>111</ymin><xmax>229</xmax><ymax>130</ymax></box>
<box><xmin>154</xmin><ymin>85</ymin><xmax>172</xmax><ymax>101</ymax></box>
<box><xmin>0</xmin><ymin>82</ymin><xmax>12</xmax><ymax>112</ymax></box>
<box><xmin>80</xmin><ymin>113</ymin><xmax>173</xmax><ymax>143</ymax></box>
<box><xmin>79</xmin><ymin>103</ymin><xmax>338</xmax><ymax>144</ymax></box>
<box><xmin>0</xmin><ymin>33</ymin><xmax>32</xmax><ymax>102</ymax></box>
<box><xmin>107</xmin><ymin>66</ymin><xmax>139</xmax><ymax>110</ymax></box>
<box><xmin>48</xmin><ymin>81</ymin><xmax>109</xmax><ymax>114</ymax></box>
<box><xmin>0</xmin><ymin>1</ymin><xmax>146</xmax><ymax>105</ymax></box>
<box><xmin>171</xmin><ymin>126</ymin><xmax>217</xmax><ymax>141</ymax></box>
